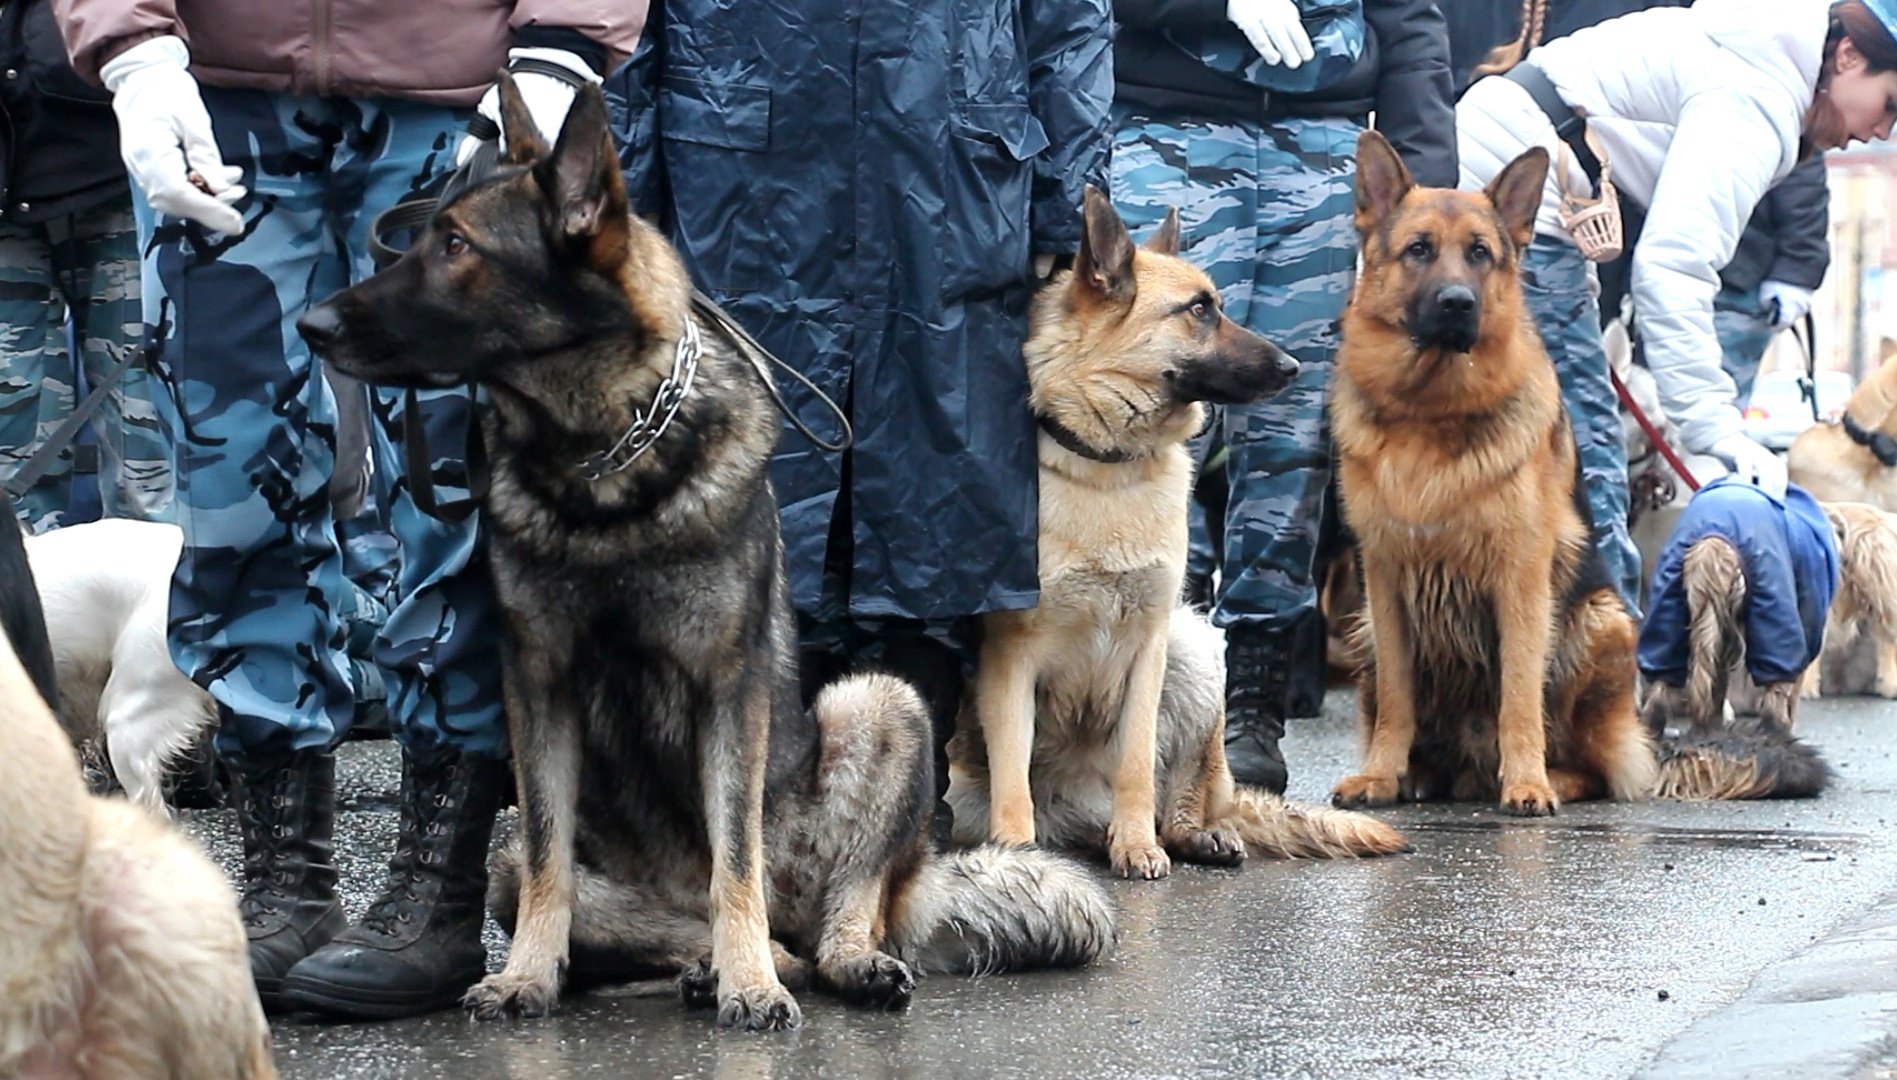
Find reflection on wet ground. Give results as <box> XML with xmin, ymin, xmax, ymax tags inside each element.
<box><xmin>178</xmin><ymin>693</ymin><xmax>1897</xmax><ymax>1079</ymax></box>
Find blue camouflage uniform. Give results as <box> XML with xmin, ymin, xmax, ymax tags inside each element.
<box><xmin>1638</xmin><ymin>478</ymin><xmax>1839</xmax><ymax>688</ymax></box>
<box><xmin>0</xmin><ymin>0</ymin><xmax>171</xmax><ymax>531</ymax></box>
<box><xmin>1111</xmin><ymin>0</ymin><xmax>1459</xmax><ymax>640</ymax></box>
<box><xmin>135</xmin><ymin>91</ymin><xmax>504</xmax><ymax>761</ymax></box>
<box><xmin>0</xmin><ymin>202</ymin><xmax>172</xmax><ymax>530</ymax></box>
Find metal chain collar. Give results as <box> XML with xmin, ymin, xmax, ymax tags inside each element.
<box><xmin>578</xmin><ymin>317</ymin><xmax>702</xmax><ymax>481</ymax></box>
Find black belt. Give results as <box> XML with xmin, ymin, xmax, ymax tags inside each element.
<box><xmin>1504</xmin><ymin>63</ymin><xmax>1602</xmax><ymax>191</ymax></box>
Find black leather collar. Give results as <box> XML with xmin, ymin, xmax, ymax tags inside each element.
<box><xmin>1843</xmin><ymin>413</ymin><xmax>1897</xmax><ymax>467</ymax></box>
<box><xmin>1036</xmin><ymin>414</ymin><xmax>1137</xmax><ymax>464</ymax></box>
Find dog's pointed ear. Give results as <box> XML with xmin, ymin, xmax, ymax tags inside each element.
<box><xmin>1485</xmin><ymin>146</ymin><xmax>1549</xmax><ymax>249</ymax></box>
<box><xmin>1353</xmin><ymin>130</ymin><xmax>1414</xmax><ymax>234</ymax></box>
<box><xmin>1144</xmin><ymin>207</ymin><xmax>1182</xmax><ymax>256</ymax></box>
<box><xmin>498</xmin><ymin>71</ymin><xmax>551</xmax><ymax>166</ymax></box>
<box><xmin>540</xmin><ymin>83</ymin><xmax>631</xmax><ymax>269</ymax></box>
<box><xmin>1075</xmin><ymin>185</ymin><xmax>1136</xmax><ymax>303</ymax></box>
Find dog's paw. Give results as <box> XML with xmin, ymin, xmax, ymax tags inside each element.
<box><xmin>462</xmin><ymin>968</ymin><xmax>561</xmax><ymax>1021</ymax></box>
<box><xmin>679</xmin><ymin>957</ymin><xmax>718</xmax><ymax>1009</ymax></box>
<box><xmin>1170</xmin><ymin>826</ymin><xmax>1247</xmax><ymax>867</ymax></box>
<box><xmin>716</xmin><ymin>982</ymin><xmax>803</xmax><ymax>1032</ymax></box>
<box><xmin>1500</xmin><ymin>780</ymin><xmax>1559</xmax><ymax>817</ymax></box>
<box><xmin>1108</xmin><ymin>837</ymin><xmax>1172</xmax><ymax>880</ymax></box>
<box><xmin>825</xmin><ymin>952</ymin><xmax>916</xmax><ymax>1011</ymax></box>
<box><xmin>1332</xmin><ymin>774</ymin><xmax>1401</xmax><ymax>808</ymax></box>
<box><xmin>989</xmin><ymin>811</ymin><xmax>1038</xmax><ymax>848</ymax></box>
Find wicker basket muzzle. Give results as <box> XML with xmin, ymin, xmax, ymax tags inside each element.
<box><xmin>1557</xmin><ymin>125</ymin><xmax>1623</xmax><ymax>263</ymax></box>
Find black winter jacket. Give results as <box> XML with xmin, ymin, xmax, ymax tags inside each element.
<box><xmin>1113</xmin><ymin>0</ymin><xmax>1458</xmax><ymax>186</ymax></box>
<box><xmin>0</xmin><ymin>0</ymin><xmax>126</xmax><ymax>225</ymax></box>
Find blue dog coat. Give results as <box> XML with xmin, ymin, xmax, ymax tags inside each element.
<box><xmin>1637</xmin><ymin>478</ymin><xmax>1839</xmax><ymax>686</ymax></box>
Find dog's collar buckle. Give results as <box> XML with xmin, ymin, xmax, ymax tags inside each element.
<box><xmin>1842</xmin><ymin>413</ymin><xmax>1897</xmax><ymax>468</ymax></box>
<box><xmin>579</xmin><ymin>318</ymin><xmax>702</xmax><ymax>481</ymax></box>
<box><xmin>1036</xmin><ymin>413</ymin><xmax>1138</xmax><ymax>464</ymax></box>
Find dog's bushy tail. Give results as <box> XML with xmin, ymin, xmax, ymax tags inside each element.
<box><xmin>1221</xmin><ymin>786</ymin><xmax>1410</xmax><ymax>858</ymax></box>
<box><xmin>1655</xmin><ymin>727</ymin><xmax>1832</xmax><ymax>800</ymax></box>
<box><xmin>1684</xmin><ymin>537</ymin><xmax>1745</xmax><ymax>730</ymax></box>
<box><xmin>887</xmin><ymin>845</ymin><xmax>1115</xmax><ymax>976</ymax></box>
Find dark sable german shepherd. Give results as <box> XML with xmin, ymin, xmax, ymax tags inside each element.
<box><xmin>298</xmin><ymin>79</ymin><xmax>1112</xmax><ymax>1031</ymax></box>
<box><xmin>1331</xmin><ymin>132</ymin><xmax>1822</xmax><ymax>814</ymax></box>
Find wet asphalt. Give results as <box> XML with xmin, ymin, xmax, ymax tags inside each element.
<box><xmin>178</xmin><ymin>692</ymin><xmax>1897</xmax><ymax>1079</ymax></box>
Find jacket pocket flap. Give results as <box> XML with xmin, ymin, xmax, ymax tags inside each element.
<box><xmin>659</xmin><ymin>77</ymin><xmax>771</xmax><ymax>152</ymax></box>
<box><xmin>957</xmin><ymin>103</ymin><xmax>1049</xmax><ymax>161</ymax></box>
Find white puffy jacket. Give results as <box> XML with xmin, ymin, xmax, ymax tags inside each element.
<box><xmin>1457</xmin><ymin>0</ymin><xmax>1829</xmax><ymax>455</ymax></box>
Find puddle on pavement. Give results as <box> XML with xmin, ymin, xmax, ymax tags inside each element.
<box><xmin>1399</xmin><ymin>817</ymin><xmax>1866</xmax><ymax>853</ymax></box>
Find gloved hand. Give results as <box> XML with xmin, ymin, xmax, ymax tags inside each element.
<box><xmin>455</xmin><ymin>48</ymin><xmax>601</xmax><ymax>165</ymax></box>
<box><xmin>1033</xmin><ymin>253</ymin><xmax>1057</xmax><ymax>280</ymax></box>
<box><xmin>1708</xmin><ymin>432</ymin><xmax>1789</xmax><ymax>499</ymax></box>
<box><xmin>1226</xmin><ymin>0</ymin><xmax>1314</xmax><ymax>69</ymax></box>
<box><xmin>1759</xmin><ymin>280</ymin><xmax>1814</xmax><ymax>329</ymax></box>
<box><xmin>100</xmin><ymin>36</ymin><xmax>246</xmax><ymax>235</ymax></box>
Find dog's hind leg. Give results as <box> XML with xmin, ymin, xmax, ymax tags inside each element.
<box><xmin>1569</xmin><ymin>599</ymin><xmax>1659</xmax><ymax>801</ymax></box>
<box><xmin>465</xmin><ymin>641</ymin><xmax>581</xmax><ymax>1021</ymax></box>
<box><xmin>487</xmin><ymin>841</ymin><xmax>803</xmax><ymax>998</ymax></box>
<box><xmin>1755</xmin><ymin>680</ymin><xmax>1799</xmax><ymax>734</ymax></box>
<box><xmin>795</xmin><ymin>673</ymin><xmax>932</xmax><ymax>1010</ymax></box>
<box><xmin>100</xmin><ymin>662</ymin><xmax>215</xmax><ymax>817</ymax></box>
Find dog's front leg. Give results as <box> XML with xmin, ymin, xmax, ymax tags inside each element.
<box><xmin>1333</xmin><ymin>551</ymin><xmax>1414</xmax><ymax>808</ymax></box>
<box><xmin>976</xmin><ymin>624</ymin><xmax>1042</xmax><ymax>847</ymax></box>
<box><xmin>1108</xmin><ymin>618</ymin><xmax>1171</xmax><ymax>879</ymax></box>
<box><xmin>466</xmin><ymin>638</ymin><xmax>579</xmax><ymax>1019</ymax></box>
<box><xmin>1494</xmin><ymin>553</ymin><xmax>1559</xmax><ymax>816</ymax></box>
<box><xmin>703</xmin><ymin>669</ymin><xmax>799</xmax><ymax>1032</ymax></box>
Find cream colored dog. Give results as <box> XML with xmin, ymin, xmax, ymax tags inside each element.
<box><xmin>0</xmin><ymin>626</ymin><xmax>273</xmax><ymax>1079</ymax></box>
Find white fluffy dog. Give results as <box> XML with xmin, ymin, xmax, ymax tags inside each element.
<box><xmin>25</xmin><ymin>520</ymin><xmax>216</xmax><ymax>815</ymax></box>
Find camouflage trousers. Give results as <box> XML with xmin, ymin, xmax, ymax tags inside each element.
<box><xmin>1713</xmin><ymin>282</ymin><xmax>1776</xmax><ymax>403</ymax></box>
<box><xmin>0</xmin><ymin>199</ymin><xmax>173</xmax><ymax>531</ymax></box>
<box><xmin>1110</xmin><ymin>107</ymin><xmax>1360</xmax><ymax>634</ymax></box>
<box><xmin>1519</xmin><ymin>236</ymin><xmax>1643</xmax><ymax>617</ymax></box>
<box><xmin>138</xmin><ymin>88</ymin><xmax>504</xmax><ymax>760</ymax></box>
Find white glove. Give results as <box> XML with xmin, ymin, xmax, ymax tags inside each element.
<box><xmin>1226</xmin><ymin>0</ymin><xmax>1314</xmax><ymax>69</ymax></box>
<box><xmin>1708</xmin><ymin>432</ymin><xmax>1788</xmax><ymax>499</ymax></box>
<box><xmin>455</xmin><ymin>48</ymin><xmax>601</xmax><ymax>165</ymax></box>
<box><xmin>1759</xmin><ymin>280</ymin><xmax>1814</xmax><ymax>329</ymax></box>
<box><xmin>100</xmin><ymin>36</ymin><xmax>246</xmax><ymax>235</ymax></box>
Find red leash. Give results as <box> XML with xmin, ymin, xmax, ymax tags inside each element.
<box><xmin>1608</xmin><ymin>365</ymin><xmax>1701</xmax><ymax>493</ymax></box>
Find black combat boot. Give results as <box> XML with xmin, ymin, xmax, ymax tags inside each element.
<box><xmin>280</xmin><ymin>743</ymin><xmax>508</xmax><ymax>1019</ymax></box>
<box><xmin>1224</xmin><ymin>626</ymin><xmax>1291</xmax><ymax>794</ymax></box>
<box><xmin>231</xmin><ymin>748</ymin><xmax>348</xmax><ymax>1012</ymax></box>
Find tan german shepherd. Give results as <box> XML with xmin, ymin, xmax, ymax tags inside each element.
<box><xmin>945</xmin><ymin>188</ymin><xmax>1410</xmax><ymax>877</ymax></box>
<box><xmin>1331</xmin><ymin>132</ymin><xmax>1813</xmax><ymax>814</ymax></box>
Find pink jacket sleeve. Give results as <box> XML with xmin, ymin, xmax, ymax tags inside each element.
<box><xmin>511</xmin><ymin>0</ymin><xmax>648</xmax><ymax>72</ymax></box>
<box><xmin>51</xmin><ymin>0</ymin><xmax>182</xmax><ymax>84</ymax></box>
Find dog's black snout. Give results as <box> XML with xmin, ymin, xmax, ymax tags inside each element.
<box><xmin>296</xmin><ymin>302</ymin><xmax>343</xmax><ymax>353</ymax></box>
<box><xmin>1438</xmin><ymin>285</ymin><xmax>1476</xmax><ymax>315</ymax></box>
<box><xmin>1273</xmin><ymin>347</ymin><xmax>1300</xmax><ymax>379</ymax></box>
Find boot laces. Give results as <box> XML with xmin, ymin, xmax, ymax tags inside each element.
<box><xmin>358</xmin><ymin>765</ymin><xmax>459</xmax><ymax>936</ymax></box>
<box><xmin>239</xmin><ymin>781</ymin><xmax>300</xmax><ymax>928</ymax></box>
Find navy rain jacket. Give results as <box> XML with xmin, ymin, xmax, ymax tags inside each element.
<box><xmin>606</xmin><ymin>0</ymin><xmax>1114</xmax><ymax>623</ymax></box>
